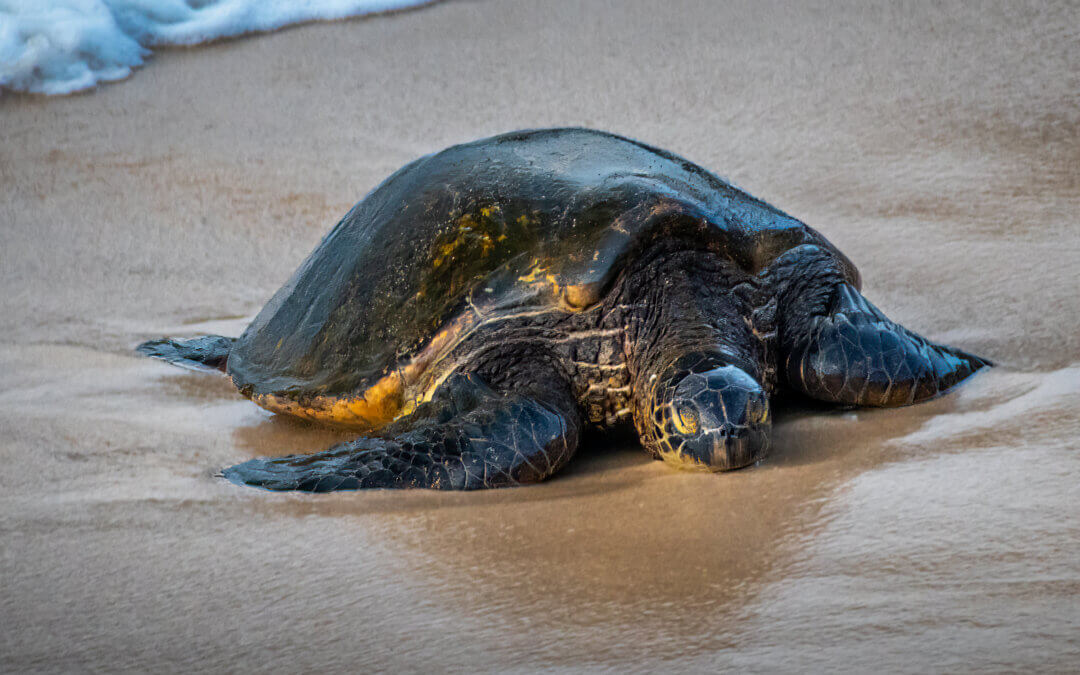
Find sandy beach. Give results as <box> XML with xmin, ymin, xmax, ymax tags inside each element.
<box><xmin>2</xmin><ymin>0</ymin><xmax>1079</xmax><ymax>670</ymax></box>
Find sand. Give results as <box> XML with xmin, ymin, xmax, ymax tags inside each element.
<box><xmin>2</xmin><ymin>0</ymin><xmax>1078</xmax><ymax>671</ymax></box>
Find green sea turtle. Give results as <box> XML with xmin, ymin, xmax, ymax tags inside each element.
<box><xmin>138</xmin><ymin>127</ymin><xmax>989</xmax><ymax>491</ymax></box>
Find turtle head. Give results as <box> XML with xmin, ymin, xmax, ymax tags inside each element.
<box><xmin>648</xmin><ymin>357</ymin><xmax>771</xmax><ymax>471</ymax></box>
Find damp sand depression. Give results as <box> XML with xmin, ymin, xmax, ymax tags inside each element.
<box><xmin>2</xmin><ymin>1</ymin><xmax>1078</xmax><ymax>671</ymax></box>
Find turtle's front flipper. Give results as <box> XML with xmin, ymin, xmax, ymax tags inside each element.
<box><xmin>137</xmin><ymin>335</ymin><xmax>235</xmax><ymax>373</ymax></box>
<box><xmin>223</xmin><ymin>368</ymin><xmax>582</xmax><ymax>491</ymax></box>
<box><xmin>772</xmin><ymin>245</ymin><xmax>990</xmax><ymax>407</ymax></box>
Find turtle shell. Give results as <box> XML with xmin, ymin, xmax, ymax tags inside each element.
<box><xmin>227</xmin><ymin>128</ymin><xmax>855</xmax><ymax>421</ymax></box>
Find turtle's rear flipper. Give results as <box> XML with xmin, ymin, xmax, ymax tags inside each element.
<box><xmin>781</xmin><ymin>283</ymin><xmax>990</xmax><ymax>407</ymax></box>
<box><xmin>136</xmin><ymin>335</ymin><xmax>235</xmax><ymax>373</ymax></box>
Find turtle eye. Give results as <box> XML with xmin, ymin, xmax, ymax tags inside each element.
<box><xmin>746</xmin><ymin>396</ymin><xmax>769</xmax><ymax>425</ymax></box>
<box><xmin>673</xmin><ymin>401</ymin><xmax>700</xmax><ymax>435</ymax></box>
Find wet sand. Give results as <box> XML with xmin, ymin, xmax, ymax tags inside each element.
<box><xmin>2</xmin><ymin>0</ymin><xmax>1079</xmax><ymax>671</ymax></box>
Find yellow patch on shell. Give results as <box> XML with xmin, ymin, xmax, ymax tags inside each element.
<box><xmin>561</xmin><ymin>282</ymin><xmax>602</xmax><ymax>309</ymax></box>
<box><xmin>431</xmin><ymin>210</ymin><xmax>499</xmax><ymax>269</ymax></box>
<box><xmin>248</xmin><ymin>306</ymin><xmax>482</xmax><ymax>430</ymax></box>
<box><xmin>517</xmin><ymin>259</ymin><xmax>602</xmax><ymax>310</ymax></box>
<box><xmin>252</xmin><ymin>370</ymin><xmax>405</xmax><ymax>430</ymax></box>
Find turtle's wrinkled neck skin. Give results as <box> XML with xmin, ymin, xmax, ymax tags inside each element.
<box><xmin>137</xmin><ymin>127</ymin><xmax>989</xmax><ymax>491</ymax></box>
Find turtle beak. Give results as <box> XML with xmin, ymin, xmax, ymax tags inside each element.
<box><xmin>677</xmin><ymin>420</ymin><xmax>770</xmax><ymax>471</ymax></box>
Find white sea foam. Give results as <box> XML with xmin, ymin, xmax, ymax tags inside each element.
<box><xmin>0</xmin><ymin>0</ymin><xmax>431</xmax><ymax>95</ymax></box>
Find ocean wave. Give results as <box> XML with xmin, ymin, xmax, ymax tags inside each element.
<box><xmin>0</xmin><ymin>0</ymin><xmax>432</xmax><ymax>95</ymax></box>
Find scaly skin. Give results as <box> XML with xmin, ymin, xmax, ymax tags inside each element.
<box><xmin>224</xmin><ymin>372</ymin><xmax>580</xmax><ymax>491</ymax></box>
<box><xmin>617</xmin><ymin>245</ymin><xmax>773</xmax><ymax>471</ymax></box>
<box><xmin>768</xmin><ymin>245</ymin><xmax>990</xmax><ymax>407</ymax></box>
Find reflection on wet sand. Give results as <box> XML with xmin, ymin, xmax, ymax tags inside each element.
<box><xmin>206</xmin><ymin>371</ymin><xmax>1013</xmax><ymax>666</ymax></box>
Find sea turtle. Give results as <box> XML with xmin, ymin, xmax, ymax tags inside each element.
<box><xmin>138</xmin><ymin>127</ymin><xmax>989</xmax><ymax>491</ymax></box>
